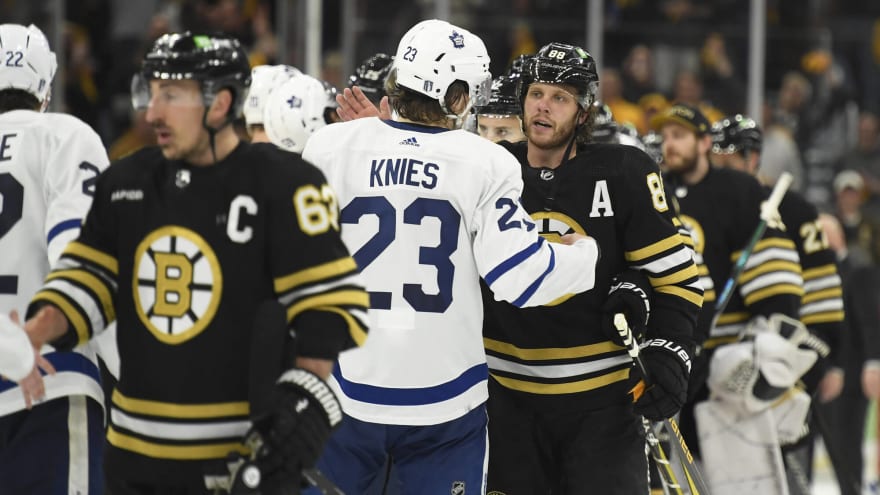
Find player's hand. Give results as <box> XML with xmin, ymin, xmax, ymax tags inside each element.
<box><xmin>816</xmin><ymin>367</ymin><xmax>843</xmax><ymax>403</ymax></box>
<box><xmin>0</xmin><ymin>311</ymin><xmax>56</xmax><ymax>408</ymax></box>
<box><xmin>257</xmin><ymin>368</ymin><xmax>342</xmax><ymax>479</ymax></box>
<box><xmin>601</xmin><ymin>270</ymin><xmax>652</xmax><ymax>347</ymax></box>
<box><xmin>632</xmin><ymin>339</ymin><xmax>691</xmax><ymax>421</ymax></box>
<box><xmin>863</xmin><ymin>363</ymin><xmax>880</xmax><ymax>400</ymax></box>
<box><xmin>335</xmin><ymin>86</ymin><xmax>391</xmax><ymax>121</ymax></box>
<box><xmin>559</xmin><ymin>233</ymin><xmax>590</xmax><ymax>245</ymax></box>
<box><xmin>18</xmin><ymin>353</ymin><xmax>55</xmax><ymax>409</ymax></box>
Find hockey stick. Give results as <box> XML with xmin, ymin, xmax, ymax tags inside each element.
<box><xmin>205</xmin><ymin>300</ymin><xmax>344</xmax><ymax>495</ymax></box>
<box><xmin>614</xmin><ymin>314</ymin><xmax>711</xmax><ymax>495</ymax></box>
<box><xmin>644</xmin><ymin>418</ymin><xmax>685</xmax><ymax>495</ymax></box>
<box><xmin>710</xmin><ymin>172</ymin><xmax>793</xmax><ymax>331</ymax></box>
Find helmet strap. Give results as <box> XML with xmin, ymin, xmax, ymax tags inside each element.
<box><xmin>200</xmin><ymin>95</ymin><xmax>236</xmax><ymax>164</ymax></box>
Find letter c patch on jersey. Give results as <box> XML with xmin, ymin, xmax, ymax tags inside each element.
<box><xmin>133</xmin><ymin>226</ymin><xmax>223</xmax><ymax>344</ymax></box>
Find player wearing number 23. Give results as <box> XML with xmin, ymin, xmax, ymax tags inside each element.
<box><xmin>302</xmin><ymin>20</ymin><xmax>601</xmax><ymax>494</ymax></box>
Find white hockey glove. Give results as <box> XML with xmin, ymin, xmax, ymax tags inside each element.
<box><xmin>0</xmin><ymin>312</ymin><xmax>35</xmax><ymax>381</ymax></box>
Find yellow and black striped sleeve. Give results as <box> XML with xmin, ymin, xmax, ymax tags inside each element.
<box><xmin>733</xmin><ymin>233</ymin><xmax>804</xmax><ymax>317</ymax></box>
<box><xmin>269</xmin><ymin>160</ymin><xmax>369</xmax><ymax>359</ymax></box>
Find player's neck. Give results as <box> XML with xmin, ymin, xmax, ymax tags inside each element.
<box><xmin>188</xmin><ymin>127</ymin><xmax>240</xmax><ymax>166</ymax></box>
<box><xmin>395</xmin><ymin>116</ymin><xmax>454</xmax><ymax>130</ymax></box>
<box><xmin>526</xmin><ymin>142</ymin><xmax>576</xmax><ymax>170</ymax></box>
<box><xmin>680</xmin><ymin>157</ymin><xmax>710</xmax><ymax>185</ymax></box>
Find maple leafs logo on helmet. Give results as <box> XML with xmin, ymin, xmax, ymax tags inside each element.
<box><xmin>244</xmin><ymin>64</ymin><xmax>301</xmax><ymax>126</ymax></box>
<box><xmin>263</xmin><ymin>73</ymin><xmax>333</xmax><ymax>153</ymax></box>
<box><xmin>518</xmin><ymin>42</ymin><xmax>599</xmax><ymax>111</ymax></box>
<box><xmin>711</xmin><ymin>114</ymin><xmax>762</xmax><ymax>155</ymax></box>
<box><xmin>449</xmin><ymin>30</ymin><xmax>465</xmax><ymax>49</ymax></box>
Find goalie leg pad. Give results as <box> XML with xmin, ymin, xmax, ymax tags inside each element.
<box><xmin>695</xmin><ymin>400</ymin><xmax>790</xmax><ymax>495</ymax></box>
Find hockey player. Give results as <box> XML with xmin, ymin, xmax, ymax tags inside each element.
<box><xmin>243</xmin><ymin>64</ymin><xmax>301</xmax><ymax>143</ymax></box>
<box><xmin>347</xmin><ymin>53</ymin><xmax>394</xmax><ymax>106</ymax></box>
<box><xmin>0</xmin><ymin>23</ymin><xmax>109</xmax><ymax>495</ymax></box>
<box><xmin>481</xmin><ymin>42</ymin><xmax>703</xmax><ymax>494</ymax></box>
<box><xmin>301</xmin><ymin>21</ymin><xmax>601</xmax><ymax>494</ymax></box>
<box><xmin>711</xmin><ymin>114</ymin><xmax>845</xmax><ymax>494</ymax></box>
<box><xmin>16</xmin><ymin>32</ymin><xmax>369</xmax><ymax>493</ymax></box>
<box><xmin>655</xmin><ymin>104</ymin><xmax>810</xmax><ymax>494</ymax></box>
<box><xmin>263</xmin><ymin>73</ymin><xmax>339</xmax><ymax>153</ymax></box>
<box><xmin>474</xmin><ymin>74</ymin><xmax>526</xmax><ymax>143</ymax></box>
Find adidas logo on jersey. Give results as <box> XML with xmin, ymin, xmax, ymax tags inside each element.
<box><xmin>110</xmin><ymin>189</ymin><xmax>144</xmax><ymax>202</ymax></box>
<box><xmin>399</xmin><ymin>137</ymin><xmax>419</xmax><ymax>147</ymax></box>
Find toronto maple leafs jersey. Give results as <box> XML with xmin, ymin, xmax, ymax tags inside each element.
<box><xmin>303</xmin><ymin>118</ymin><xmax>600</xmax><ymax>425</ymax></box>
<box><xmin>0</xmin><ymin>109</ymin><xmax>108</xmax><ymax>416</ymax></box>
<box><xmin>482</xmin><ymin>141</ymin><xmax>703</xmax><ymax>412</ymax></box>
<box><xmin>28</xmin><ymin>142</ymin><xmax>369</xmax><ymax>485</ymax></box>
<box><xmin>665</xmin><ymin>166</ymin><xmax>803</xmax><ymax>349</ymax></box>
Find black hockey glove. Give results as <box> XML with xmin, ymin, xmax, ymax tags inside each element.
<box><xmin>254</xmin><ymin>369</ymin><xmax>343</xmax><ymax>483</ymax></box>
<box><xmin>633</xmin><ymin>339</ymin><xmax>691</xmax><ymax>421</ymax></box>
<box><xmin>601</xmin><ymin>269</ymin><xmax>652</xmax><ymax>347</ymax></box>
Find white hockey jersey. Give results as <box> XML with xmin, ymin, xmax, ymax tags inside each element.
<box><xmin>303</xmin><ymin>118</ymin><xmax>599</xmax><ymax>425</ymax></box>
<box><xmin>0</xmin><ymin>109</ymin><xmax>109</xmax><ymax>415</ymax></box>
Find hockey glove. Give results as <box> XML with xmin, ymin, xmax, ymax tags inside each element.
<box><xmin>601</xmin><ymin>269</ymin><xmax>652</xmax><ymax>347</ymax></box>
<box><xmin>256</xmin><ymin>369</ymin><xmax>343</xmax><ymax>481</ymax></box>
<box><xmin>632</xmin><ymin>339</ymin><xmax>691</xmax><ymax>421</ymax></box>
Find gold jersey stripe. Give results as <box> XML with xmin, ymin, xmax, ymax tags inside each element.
<box><xmin>112</xmin><ymin>389</ymin><xmax>249</xmax><ymax>418</ymax></box>
<box><xmin>738</xmin><ymin>260</ymin><xmax>802</xmax><ymax>284</ymax></box>
<box><xmin>483</xmin><ymin>338</ymin><xmax>620</xmax><ymax>361</ymax></box>
<box><xmin>743</xmin><ymin>284</ymin><xmax>804</xmax><ymax>306</ymax></box>
<box><xmin>625</xmin><ymin>235</ymin><xmax>683</xmax><ymax>262</ymax></box>
<box><xmin>107</xmin><ymin>426</ymin><xmax>249</xmax><ymax>460</ymax></box>
<box><xmin>698</xmin><ymin>265</ymin><xmax>710</xmax><ymax>276</ymax></box>
<box><xmin>703</xmin><ymin>289</ymin><xmax>716</xmax><ymax>302</ymax></box>
<box><xmin>286</xmin><ymin>290</ymin><xmax>370</xmax><ymax>323</ymax></box>
<box><xmin>46</xmin><ymin>269</ymin><xmax>116</xmax><ymax>324</ymax></box>
<box><xmin>490</xmin><ymin>369</ymin><xmax>630</xmax><ymax>394</ymax></box>
<box><xmin>730</xmin><ymin>237</ymin><xmax>796</xmax><ymax>261</ymax></box>
<box><xmin>318</xmin><ymin>306</ymin><xmax>368</xmax><ymax>347</ymax></box>
<box><xmin>802</xmin><ymin>264</ymin><xmax>838</xmax><ymax>280</ymax></box>
<box><xmin>274</xmin><ymin>257</ymin><xmax>358</xmax><ymax>294</ymax></box>
<box><xmin>649</xmin><ymin>264</ymin><xmax>700</xmax><ymax>287</ymax></box>
<box><xmin>802</xmin><ymin>311</ymin><xmax>846</xmax><ymax>325</ymax></box>
<box><xmin>655</xmin><ymin>285</ymin><xmax>704</xmax><ymax>307</ymax></box>
<box><xmin>32</xmin><ymin>290</ymin><xmax>90</xmax><ymax>346</ymax></box>
<box><xmin>716</xmin><ymin>311</ymin><xmax>750</xmax><ymax>325</ymax></box>
<box><xmin>802</xmin><ymin>287</ymin><xmax>843</xmax><ymax>304</ymax></box>
<box><xmin>64</xmin><ymin>241</ymin><xmax>118</xmax><ymax>275</ymax></box>
<box><xmin>703</xmin><ymin>335</ymin><xmax>741</xmax><ymax>350</ymax></box>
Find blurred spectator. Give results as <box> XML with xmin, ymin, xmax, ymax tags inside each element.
<box><xmin>638</xmin><ymin>92</ymin><xmax>671</xmax><ymax>129</ymax></box>
<box><xmin>599</xmin><ymin>67</ymin><xmax>647</xmax><ymax>134</ymax></box>
<box><xmin>698</xmin><ymin>32</ymin><xmax>745</xmax><ymax>115</ymax></box>
<box><xmin>834</xmin><ymin>170</ymin><xmax>880</xmax><ymax>265</ymax></box>
<box><xmin>817</xmin><ymin>212</ymin><xmax>880</xmax><ymax>495</ymax></box>
<box><xmin>836</xmin><ymin>112</ymin><xmax>880</xmax><ymax>212</ymax></box>
<box><xmin>824</xmin><ymin>1</ymin><xmax>880</xmax><ymax>115</ymax></box>
<box><xmin>670</xmin><ymin>68</ymin><xmax>724</xmax><ymax>123</ymax></box>
<box><xmin>621</xmin><ymin>44</ymin><xmax>657</xmax><ymax>103</ymax></box>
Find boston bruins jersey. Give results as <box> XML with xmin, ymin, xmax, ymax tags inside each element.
<box><xmin>28</xmin><ymin>142</ymin><xmax>369</xmax><ymax>485</ymax></box>
<box><xmin>777</xmin><ymin>188</ymin><xmax>844</xmax><ymax>360</ymax></box>
<box><xmin>666</xmin><ymin>166</ymin><xmax>803</xmax><ymax>349</ymax></box>
<box><xmin>482</xmin><ymin>141</ymin><xmax>703</xmax><ymax>412</ymax></box>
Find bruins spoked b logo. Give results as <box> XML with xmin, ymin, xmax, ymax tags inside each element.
<box><xmin>133</xmin><ymin>226</ymin><xmax>222</xmax><ymax>344</ymax></box>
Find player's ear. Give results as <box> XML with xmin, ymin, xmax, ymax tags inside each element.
<box><xmin>208</xmin><ymin>88</ymin><xmax>233</xmax><ymax>123</ymax></box>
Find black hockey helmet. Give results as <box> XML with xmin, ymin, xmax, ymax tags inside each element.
<box><xmin>518</xmin><ymin>42</ymin><xmax>599</xmax><ymax>111</ymax></box>
<box><xmin>348</xmin><ymin>53</ymin><xmax>394</xmax><ymax>105</ymax></box>
<box><xmin>475</xmin><ymin>75</ymin><xmax>521</xmax><ymax>117</ymax></box>
<box><xmin>590</xmin><ymin>101</ymin><xmax>618</xmax><ymax>143</ymax></box>
<box><xmin>641</xmin><ymin>131</ymin><xmax>664</xmax><ymax>165</ymax></box>
<box><xmin>711</xmin><ymin>114</ymin><xmax>763</xmax><ymax>155</ymax></box>
<box><xmin>505</xmin><ymin>54</ymin><xmax>533</xmax><ymax>78</ymax></box>
<box><xmin>133</xmin><ymin>32</ymin><xmax>251</xmax><ymax>117</ymax></box>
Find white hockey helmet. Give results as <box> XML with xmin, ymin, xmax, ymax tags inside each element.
<box><xmin>0</xmin><ymin>24</ymin><xmax>57</xmax><ymax>105</ymax></box>
<box><xmin>393</xmin><ymin>19</ymin><xmax>491</xmax><ymax>118</ymax></box>
<box><xmin>243</xmin><ymin>64</ymin><xmax>301</xmax><ymax>126</ymax></box>
<box><xmin>263</xmin><ymin>73</ymin><xmax>331</xmax><ymax>153</ymax></box>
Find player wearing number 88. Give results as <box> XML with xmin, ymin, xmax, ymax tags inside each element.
<box><xmin>18</xmin><ymin>32</ymin><xmax>369</xmax><ymax>493</ymax></box>
<box><xmin>0</xmin><ymin>23</ymin><xmax>110</xmax><ymax>495</ymax></box>
<box><xmin>481</xmin><ymin>42</ymin><xmax>703</xmax><ymax>494</ymax></box>
<box><xmin>302</xmin><ymin>20</ymin><xmax>600</xmax><ymax>494</ymax></box>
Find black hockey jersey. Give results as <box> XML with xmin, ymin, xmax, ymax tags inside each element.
<box><xmin>482</xmin><ymin>141</ymin><xmax>703</xmax><ymax>412</ymax></box>
<box><xmin>777</xmin><ymin>188</ymin><xmax>844</xmax><ymax>360</ymax></box>
<box><xmin>665</xmin><ymin>166</ymin><xmax>803</xmax><ymax>349</ymax></box>
<box><xmin>29</xmin><ymin>142</ymin><xmax>369</xmax><ymax>484</ymax></box>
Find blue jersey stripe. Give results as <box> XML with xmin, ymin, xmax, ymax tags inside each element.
<box><xmin>511</xmin><ymin>244</ymin><xmax>556</xmax><ymax>307</ymax></box>
<box><xmin>47</xmin><ymin>218</ymin><xmax>82</xmax><ymax>244</ymax></box>
<box><xmin>0</xmin><ymin>351</ymin><xmax>100</xmax><ymax>393</ymax></box>
<box><xmin>484</xmin><ymin>237</ymin><xmax>546</xmax><ymax>286</ymax></box>
<box><xmin>333</xmin><ymin>363</ymin><xmax>488</xmax><ymax>406</ymax></box>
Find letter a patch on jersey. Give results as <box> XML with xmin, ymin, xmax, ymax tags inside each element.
<box><xmin>589</xmin><ymin>180</ymin><xmax>614</xmax><ymax>218</ymax></box>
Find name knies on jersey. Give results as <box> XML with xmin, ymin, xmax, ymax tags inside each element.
<box><xmin>370</xmin><ymin>157</ymin><xmax>438</xmax><ymax>189</ymax></box>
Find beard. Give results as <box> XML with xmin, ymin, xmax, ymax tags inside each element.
<box><xmin>525</xmin><ymin>114</ymin><xmax>578</xmax><ymax>150</ymax></box>
<box><xmin>664</xmin><ymin>146</ymin><xmax>699</xmax><ymax>176</ymax></box>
